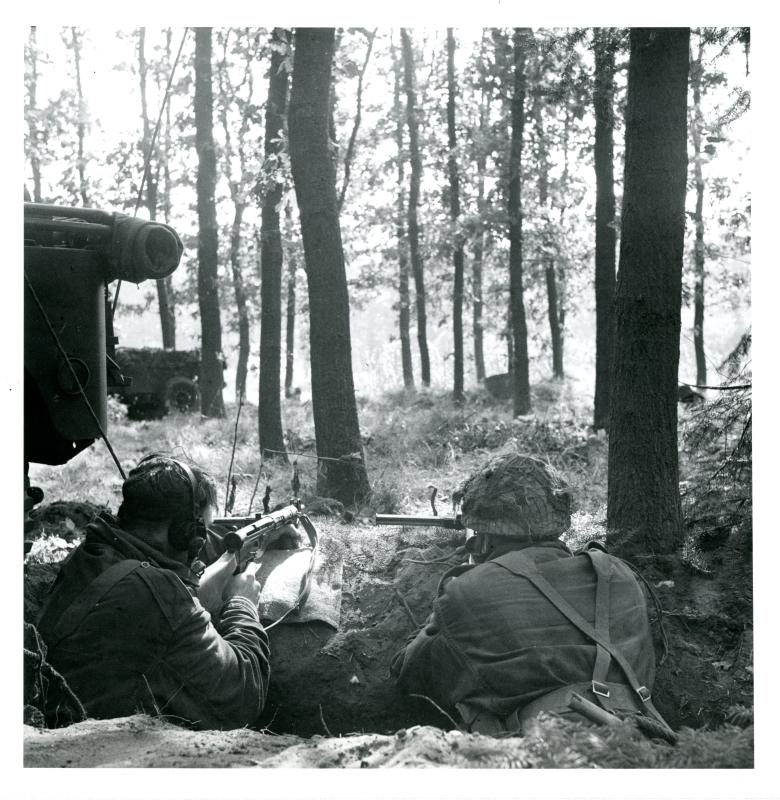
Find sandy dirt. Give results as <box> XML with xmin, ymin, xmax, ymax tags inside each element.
<box><xmin>24</xmin><ymin>714</ymin><xmax>543</xmax><ymax>768</ymax></box>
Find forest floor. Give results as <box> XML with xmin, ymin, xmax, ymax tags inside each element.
<box><xmin>23</xmin><ymin>378</ymin><xmax>754</xmax><ymax>770</ymax></box>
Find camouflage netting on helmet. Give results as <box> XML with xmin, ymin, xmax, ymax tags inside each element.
<box><xmin>453</xmin><ymin>453</ymin><xmax>572</xmax><ymax>541</ymax></box>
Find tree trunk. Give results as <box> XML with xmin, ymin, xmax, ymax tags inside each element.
<box><xmin>338</xmin><ymin>29</ymin><xmax>376</xmax><ymax>212</ymax></box>
<box><xmin>70</xmin><ymin>28</ymin><xmax>89</xmax><ymax>207</ymax></box>
<box><xmin>691</xmin><ymin>33</ymin><xmax>707</xmax><ymax>387</ymax></box>
<box><xmin>392</xmin><ymin>37</ymin><xmax>414</xmax><ymax>389</ymax></box>
<box><xmin>607</xmin><ymin>27</ymin><xmax>689</xmax><ymax>554</ymax></box>
<box><xmin>194</xmin><ymin>27</ymin><xmax>225</xmax><ymax>418</ymax></box>
<box><xmin>327</xmin><ymin>29</ymin><xmax>342</xmax><ymax>173</ymax></box>
<box><xmin>158</xmin><ymin>28</ymin><xmax>177</xmax><ymax>349</ymax></box>
<box><xmin>472</xmin><ymin>50</ymin><xmax>490</xmax><ymax>384</ymax></box>
<box><xmin>216</xmin><ymin>28</ymin><xmax>257</xmax><ymax>404</ymax></box>
<box><xmin>284</xmin><ymin>201</ymin><xmax>298</xmax><ymax>398</ymax></box>
<box><xmin>545</xmin><ymin>263</ymin><xmax>564</xmax><ymax>377</ymax></box>
<box><xmin>289</xmin><ymin>27</ymin><xmax>371</xmax><ymax>506</ymax></box>
<box><xmin>593</xmin><ymin>27</ymin><xmax>618</xmax><ymax>432</ymax></box>
<box><xmin>259</xmin><ymin>28</ymin><xmax>290</xmax><ymax>461</ymax></box>
<box><xmin>447</xmin><ymin>29</ymin><xmax>465</xmax><ymax>403</ymax></box>
<box><xmin>26</xmin><ymin>27</ymin><xmax>43</xmax><ymax>203</ymax></box>
<box><xmin>231</xmin><ymin>202</ymin><xmax>250</xmax><ymax>401</ymax></box>
<box><xmin>556</xmin><ymin>107</ymin><xmax>571</xmax><ymax>378</ymax></box>
<box><xmin>471</xmin><ymin>32</ymin><xmax>493</xmax><ymax>384</ymax></box>
<box><xmin>531</xmin><ymin>52</ymin><xmax>564</xmax><ymax>380</ymax></box>
<box><xmin>508</xmin><ymin>28</ymin><xmax>532</xmax><ymax>416</ymax></box>
<box><xmin>401</xmin><ymin>28</ymin><xmax>431</xmax><ymax>387</ymax></box>
<box><xmin>138</xmin><ymin>28</ymin><xmax>176</xmax><ymax>350</ymax></box>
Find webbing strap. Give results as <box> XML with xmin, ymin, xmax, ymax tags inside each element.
<box><xmin>492</xmin><ymin>555</ymin><xmax>652</xmax><ymax>705</ymax></box>
<box><xmin>587</xmin><ymin>549</ymin><xmax>615</xmax><ymax>705</ymax></box>
<box><xmin>38</xmin><ymin>560</ymin><xmax>144</xmax><ymax>650</ymax></box>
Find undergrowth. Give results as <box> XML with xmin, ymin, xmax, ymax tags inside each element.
<box><xmin>28</xmin><ymin>379</ymin><xmax>609</xmax><ymax>532</ymax></box>
<box><xmin>678</xmin><ymin>338</ymin><xmax>752</xmax><ymax>578</ymax></box>
<box><xmin>519</xmin><ymin>714</ymin><xmax>753</xmax><ymax>768</ymax></box>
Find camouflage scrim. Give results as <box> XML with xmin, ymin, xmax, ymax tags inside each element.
<box><xmin>454</xmin><ymin>453</ymin><xmax>572</xmax><ymax>540</ymax></box>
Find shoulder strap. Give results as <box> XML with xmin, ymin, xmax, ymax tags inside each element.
<box><xmin>491</xmin><ymin>555</ymin><xmax>653</xmax><ymax>707</ymax></box>
<box><xmin>586</xmin><ymin>549</ymin><xmax>617</xmax><ymax>709</ymax></box>
<box><xmin>38</xmin><ymin>559</ymin><xmax>145</xmax><ymax>650</ymax></box>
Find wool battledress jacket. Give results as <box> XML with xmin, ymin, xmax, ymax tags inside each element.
<box><xmin>391</xmin><ymin>541</ymin><xmax>656</xmax><ymax>729</ymax></box>
<box><xmin>36</xmin><ymin>513</ymin><xmax>270</xmax><ymax>730</ymax></box>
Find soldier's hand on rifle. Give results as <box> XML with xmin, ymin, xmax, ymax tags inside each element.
<box><xmin>198</xmin><ymin>550</ymin><xmax>239</xmax><ymax>618</ymax></box>
<box><xmin>225</xmin><ymin>562</ymin><xmax>263</xmax><ymax>607</ymax></box>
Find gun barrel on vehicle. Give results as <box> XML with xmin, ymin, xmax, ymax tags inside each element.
<box><xmin>222</xmin><ymin>504</ymin><xmax>301</xmax><ymax>554</ymax></box>
<box><xmin>374</xmin><ymin>514</ymin><xmax>465</xmax><ymax>530</ymax></box>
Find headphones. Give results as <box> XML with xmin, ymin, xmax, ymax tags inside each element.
<box><xmin>136</xmin><ymin>454</ymin><xmax>207</xmax><ymax>553</ymax></box>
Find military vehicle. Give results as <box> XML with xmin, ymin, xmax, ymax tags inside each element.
<box><xmin>24</xmin><ymin>202</ymin><xmax>183</xmax><ymax>510</ymax></box>
<box><xmin>112</xmin><ymin>346</ymin><xmax>200</xmax><ymax>419</ymax></box>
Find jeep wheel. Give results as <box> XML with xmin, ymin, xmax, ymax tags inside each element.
<box><xmin>165</xmin><ymin>377</ymin><xmax>200</xmax><ymax>414</ymax></box>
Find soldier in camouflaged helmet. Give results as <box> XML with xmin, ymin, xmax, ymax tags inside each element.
<box><xmin>392</xmin><ymin>451</ymin><xmax>669</xmax><ymax>739</ymax></box>
<box><xmin>453</xmin><ymin>453</ymin><xmax>572</xmax><ymax>561</ymax></box>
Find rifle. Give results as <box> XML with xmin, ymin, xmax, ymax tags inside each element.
<box><xmin>213</xmin><ymin>504</ymin><xmax>320</xmax><ymax>627</ymax></box>
<box><xmin>374</xmin><ymin>513</ymin><xmax>466</xmax><ymax>531</ymax></box>
<box><xmin>216</xmin><ymin>504</ymin><xmax>317</xmax><ymax>573</ymax></box>
<box><xmin>212</xmin><ymin>512</ymin><xmax>265</xmax><ymax>529</ymax></box>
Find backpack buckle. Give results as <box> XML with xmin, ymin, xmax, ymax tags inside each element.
<box><xmin>591</xmin><ymin>680</ymin><xmax>610</xmax><ymax>698</ymax></box>
<box><xmin>637</xmin><ymin>685</ymin><xmax>651</xmax><ymax>702</ymax></box>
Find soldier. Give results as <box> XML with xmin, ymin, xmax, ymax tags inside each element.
<box><xmin>391</xmin><ymin>453</ymin><xmax>671</xmax><ymax>737</ymax></box>
<box><xmin>35</xmin><ymin>454</ymin><xmax>271</xmax><ymax>730</ymax></box>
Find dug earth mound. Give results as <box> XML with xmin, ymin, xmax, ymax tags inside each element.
<box><xmin>23</xmin><ymin>505</ymin><xmax>753</xmax><ymax>767</ymax></box>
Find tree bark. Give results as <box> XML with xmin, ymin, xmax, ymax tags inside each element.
<box><xmin>593</xmin><ymin>28</ymin><xmax>618</xmax><ymax>432</ymax></box>
<box><xmin>327</xmin><ymin>29</ymin><xmax>342</xmax><ymax>173</ymax></box>
<box><xmin>138</xmin><ymin>28</ymin><xmax>176</xmax><ymax>350</ymax></box>
<box><xmin>289</xmin><ymin>27</ymin><xmax>371</xmax><ymax>506</ymax></box>
<box><xmin>447</xmin><ymin>29</ymin><xmax>465</xmax><ymax>403</ymax></box>
<box><xmin>284</xmin><ymin>201</ymin><xmax>298</xmax><ymax>398</ymax></box>
<box><xmin>472</xmin><ymin>46</ymin><xmax>490</xmax><ymax>384</ymax></box>
<box><xmin>194</xmin><ymin>27</ymin><xmax>225</xmax><ymax>418</ymax></box>
<box><xmin>401</xmin><ymin>28</ymin><xmax>431</xmax><ymax>387</ymax></box>
<box><xmin>508</xmin><ymin>28</ymin><xmax>532</xmax><ymax>416</ymax></box>
<box><xmin>607</xmin><ymin>27</ymin><xmax>689</xmax><ymax>554</ymax></box>
<box><xmin>531</xmin><ymin>50</ymin><xmax>564</xmax><ymax>380</ymax></box>
<box><xmin>690</xmin><ymin>32</ymin><xmax>707</xmax><ymax>387</ymax></box>
<box><xmin>26</xmin><ymin>27</ymin><xmax>43</xmax><ymax>203</ymax></box>
<box><xmin>231</xmin><ymin>201</ymin><xmax>250</xmax><ymax>401</ymax></box>
<box><xmin>392</xmin><ymin>37</ymin><xmax>414</xmax><ymax>389</ymax></box>
<box><xmin>70</xmin><ymin>28</ymin><xmax>89</xmax><ymax>207</ymax></box>
<box><xmin>545</xmin><ymin>264</ymin><xmax>564</xmax><ymax>377</ymax></box>
<box><xmin>259</xmin><ymin>28</ymin><xmax>290</xmax><ymax>461</ymax></box>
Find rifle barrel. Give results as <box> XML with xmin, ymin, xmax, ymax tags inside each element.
<box><xmin>212</xmin><ymin>515</ymin><xmax>262</xmax><ymax>528</ymax></box>
<box><xmin>374</xmin><ymin>514</ymin><xmax>464</xmax><ymax>530</ymax></box>
<box><xmin>222</xmin><ymin>505</ymin><xmax>300</xmax><ymax>552</ymax></box>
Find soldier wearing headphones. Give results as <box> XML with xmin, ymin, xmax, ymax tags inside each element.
<box><xmin>36</xmin><ymin>454</ymin><xmax>272</xmax><ymax>730</ymax></box>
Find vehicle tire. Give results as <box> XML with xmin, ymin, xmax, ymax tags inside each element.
<box><xmin>164</xmin><ymin>377</ymin><xmax>200</xmax><ymax>414</ymax></box>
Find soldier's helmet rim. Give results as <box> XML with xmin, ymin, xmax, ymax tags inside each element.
<box><xmin>456</xmin><ymin>453</ymin><xmax>572</xmax><ymax>540</ymax></box>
